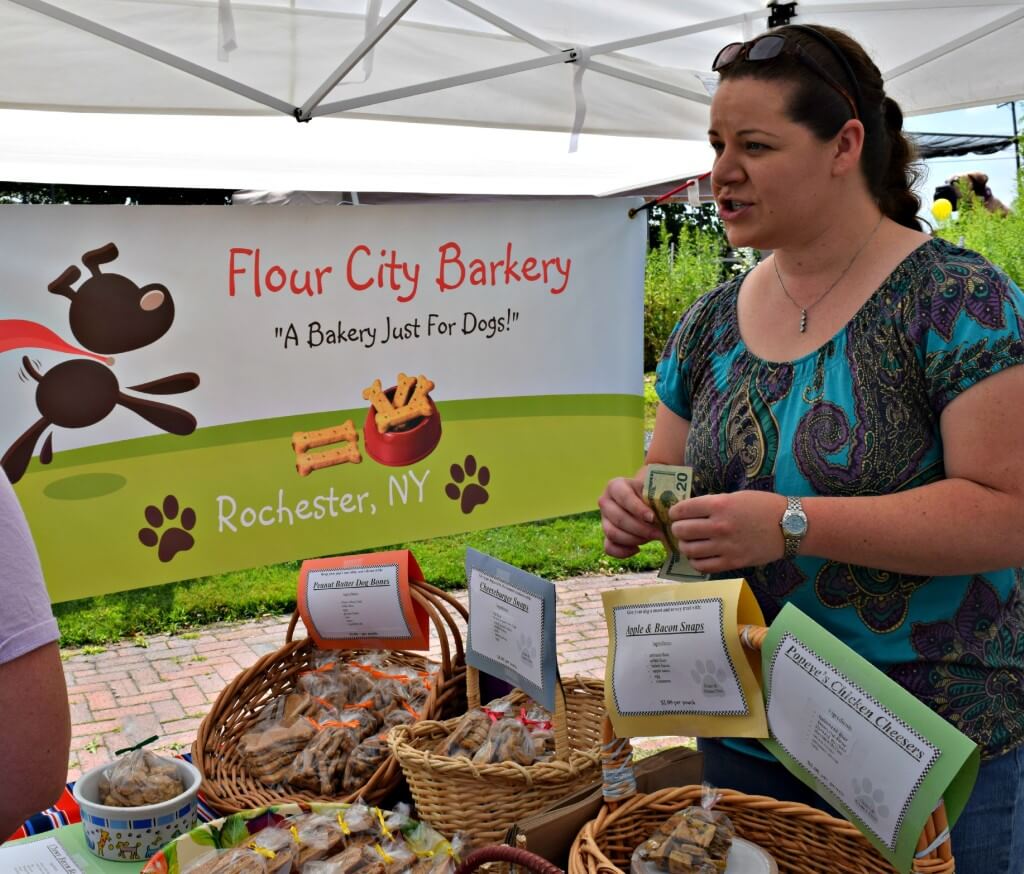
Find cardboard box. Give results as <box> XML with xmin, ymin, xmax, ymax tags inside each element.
<box><xmin>505</xmin><ymin>745</ymin><xmax>703</xmax><ymax>869</ymax></box>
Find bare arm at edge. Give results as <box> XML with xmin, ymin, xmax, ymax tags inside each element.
<box><xmin>0</xmin><ymin>641</ymin><xmax>71</xmax><ymax>838</ymax></box>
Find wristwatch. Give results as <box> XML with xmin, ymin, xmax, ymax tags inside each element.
<box><xmin>780</xmin><ymin>497</ymin><xmax>808</xmax><ymax>559</ymax></box>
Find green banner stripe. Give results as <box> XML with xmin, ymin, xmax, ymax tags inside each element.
<box><xmin>40</xmin><ymin>394</ymin><xmax>642</xmax><ymax>468</ymax></box>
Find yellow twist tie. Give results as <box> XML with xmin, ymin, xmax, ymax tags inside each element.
<box><xmin>375</xmin><ymin>807</ymin><xmax>393</xmax><ymax>841</ymax></box>
<box><xmin>247</xmin><ymin>844</ymin><xmax>276</xmax><ymax>860</ymax></box>
<box><xmin>290</xmin><ymin>826</ymin><xmax>301</xmax><ymax>843</ymax></box>
<box><xmin>337</xmin><ymin>813</ymin><xmax>351</xmax><ymax>835</ymax></box>
<box><xmin>374</xmin><ymin>843</ymin><xmax>394</xmax><ymax>864</ymax></box>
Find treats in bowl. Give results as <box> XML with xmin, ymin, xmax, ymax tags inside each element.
<box><xmin>362</xmin><ymin>374</ymin><xmax>442</xmax><ymax>467</ymax></box>
<box><xmin>72</xmin><ymin>752</ymin><xmax>201</xmax><ymax>862</ymax></box>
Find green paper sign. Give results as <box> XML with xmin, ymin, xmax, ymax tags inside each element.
<box><xmin>761</xmin><ymin>604</ymin><xmax>978</xmax><ymax>873</ymax></box>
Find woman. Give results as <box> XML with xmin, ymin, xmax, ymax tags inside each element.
<box><xmin>598</xmin><ymin>23</ymin><xmax>1024</xmax><ymax>874</ymax></box>
<box><xmin>0</xmin><ymin>471</ymin><xmax>71</xmax><ymax>839</ymax></box>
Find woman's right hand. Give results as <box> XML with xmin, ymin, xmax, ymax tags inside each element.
<box><xmin>598</xmin><ymin>475</ymin><xmax>663</xmax><ymax>558</ymax></box>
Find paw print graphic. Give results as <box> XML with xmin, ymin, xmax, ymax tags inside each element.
<box><xmin>445</xmin><ymin>454</ymin><xmax>490</xmax><ymax>514</ymax></box>
<box><xmin>690</xmin><ymin>659</ymin><xmax>728</xmax><ymax>696</ymax></box>
<box><xmin>852</xmin><ymin>778</ymin><xmax>891</xmax><ymax>822</ymax></box>
<box><xmin>516</xmin><ymin>632</ymin><xmax>537</xmax><ymax>667</ymax></box>
<box><xmin>138</xmin><ymin>494</ymin><xmax>196</xmax><ymax>563</ymax></box>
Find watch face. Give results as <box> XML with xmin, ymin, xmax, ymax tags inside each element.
<box><xmin>782</xmin><ymin>513</ymin><xmax>807</xmax><ymax>537</ymax></box>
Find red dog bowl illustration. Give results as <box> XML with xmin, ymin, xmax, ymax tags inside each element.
<box><xmin>363</xmin><ymin>386</ymin><xmax>442</xmax><ymax>467</ymax></box>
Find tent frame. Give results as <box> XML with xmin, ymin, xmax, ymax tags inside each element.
<box><xmin>6</xmin><ymin>0</ymin><xmax>1024</xmax><ymax>127</ymax></box>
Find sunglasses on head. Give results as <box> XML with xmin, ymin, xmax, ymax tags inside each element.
<box><xmin>712</xmin><ymin>28</ymin><xmax>862</xmax><ymax>121</ymax></box>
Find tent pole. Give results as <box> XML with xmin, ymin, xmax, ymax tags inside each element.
<box><xmin>445</xmin><ymin>0</ymin><xmax>711</xmax><ymax>104</ymax></box>
<box><xmin>998</xmin><ymin>101</ymin><xmax>1021</xmax><ymax>173</ymax></box>
<box><xmin>587</xmin><ymin>13</ymin><xmax>759</xmax><ymax>56</ymax></box>
<box><xmin>7</xmin><ymin>0</ymin><xmax>296</xmax><ymax>116</ymax></box>
<box><xmin>312</xmin><ymin>53</ymin><xmax>575</xmax><ymax>118</ymax></box>
<box><xmin>298</xmin><ymin>0</ymin><xmax>420</xmax><ymax>120</ymax></box>
<box><xmin>883</xmin><ymin>7</ymin><xmax>1024</xmax><ymax>81</ymax></box>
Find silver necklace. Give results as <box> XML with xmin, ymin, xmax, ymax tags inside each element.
<box><xmin>772</xmin><ymin>215</ymin><xmax>884</xmax><ymax>333</ymax></box>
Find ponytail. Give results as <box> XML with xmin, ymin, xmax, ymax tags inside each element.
<box><xmin>872</xmin><ymin>97</ymin><xmax>923</xmax><ymax>231</ymax></box>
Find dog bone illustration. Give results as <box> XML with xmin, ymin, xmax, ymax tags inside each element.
<box><xmin>296</xmin><ymin>443</ymin><xmax>361</xmax><ymax>476</ymax></box>
<box><xmin>392</xmin><ymin>372</ymin><xmax>417</xmax><ymax>408</ymax></box>
<box><xmin>291</xmin><ymin>420</ymin><xmax>357</xmax><ymax>454</ymax></box>
<box><xmin>361</xmin><ymin>379</ymin><xmax>396</xmax><ymax>417</ymax></box>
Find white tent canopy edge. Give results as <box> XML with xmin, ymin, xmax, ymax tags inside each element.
<box><xmin>0</xmin><ymin>110</ymin><xmax>714</xmax><ymax>194</ymax></box>
<box><xmin>2</xmin><ymin>0</ymin><xmax>1023</xmax><ymax>140</ymax></box>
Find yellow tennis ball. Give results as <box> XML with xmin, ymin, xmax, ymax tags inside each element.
<box><xmin>931</xmin><ymin>198</ymin><xmax>953</xmax><ymax>222</ymax></box>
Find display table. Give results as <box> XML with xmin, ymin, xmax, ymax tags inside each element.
<box><xmin>2</xmin><ymin>825</ymin><xmax>143</xmax><ymax>872</ymax></box>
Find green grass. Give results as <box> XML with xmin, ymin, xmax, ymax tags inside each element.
<box><xmin>55</xmin><ymin>510</ymin><xmax>665</xmax><ymax>647</ymax></box>
<box><xmin>644</xmin><ymin>373</ymin><xmax>658</xmax><ymax>433</ymax></box>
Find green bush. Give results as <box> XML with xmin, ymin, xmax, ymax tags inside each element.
<box><xmin>936</xmin><ymin>172</ymin><xmax>1024</xmax><ymax>287</ymax></box>
<box><xmin>644</xmin><ymin>224</ymin><xmax>722</xmax><ymax>371</ymax></box>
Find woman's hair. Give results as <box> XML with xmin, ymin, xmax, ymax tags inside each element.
<box><xmin>717</xmin><ymin>24</ymin><xmax>923</xmax><ymax>231</ymax></box>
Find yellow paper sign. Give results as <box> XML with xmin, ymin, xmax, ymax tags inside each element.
<box><xmin>602</xmin><ymin>578</ymin><xmax>767</xmax><ymax>738</ymax></box>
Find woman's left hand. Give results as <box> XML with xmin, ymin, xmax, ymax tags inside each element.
<box><xmin>668</xmin><ymin>491</ymin><xmax>790</xmax><ymax>574</ymax></box>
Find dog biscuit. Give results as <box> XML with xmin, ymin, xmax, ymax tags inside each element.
<box><xmin>375</xmin><ymin>396</ymin><xmax>431</xmax><ymax>433</ymax></box>
<box><xmin>392</xmin><ymin>372</ymin><xmax>417</xmax><ymax>408</ymax></box>
<box><xmin>291</xmin><ymin>420</ymin><xmax>357</xmax><ymax>454</ymax></box>
<box><xmin>408</xmin><ymin>374</ymin><xmax>435</xmax><ymax>407</ymax></box>
<box><xmin>361</xmin><ymin>379</ymin><xmax>396</xmax><ymax>417</ymax></box>
<box><xmin>296</xmin><ymin>443</ymin><xmax>361</xmax><ymax>476</ymax></box>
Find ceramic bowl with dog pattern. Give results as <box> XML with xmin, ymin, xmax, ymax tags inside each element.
<box><xmin>72</xmin><ymin>758</ymin><xmax>201</xmax><ymax>862</ymax></box>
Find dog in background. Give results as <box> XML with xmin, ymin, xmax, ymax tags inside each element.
<box><xmin>933</xmin><ymin>171</ymin><xmax>1011</xmax><ymax>216</ymax></box>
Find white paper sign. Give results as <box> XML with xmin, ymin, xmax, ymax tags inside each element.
<box><xmin>468</xmin><ymin>568</ymin><xmax>544</xmax><ymax>688</ymax></box>
<box><xmin>0</xmin><ymin>837</ymin><xmax>87</xmax><ymax>873</ymax></box>
<box><xmin>304</xmin><ymin>562</ymin><xmax>412</xmax><ymax>640</ymax></box>
<box><xmin>767</xmin><ymin>634</ymin><xmax>939</xmax><ymax>849</ymax></box>
<box><xmin>611</xmin><ymin>599</ymin><xmax>747</xmax><ymax>716</ymax></box>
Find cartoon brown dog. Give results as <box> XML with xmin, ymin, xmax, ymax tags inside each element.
<box><xmin>2</xmin><ymin>243</ymin><xmax>200</xmax><ymax>484</ymax></box>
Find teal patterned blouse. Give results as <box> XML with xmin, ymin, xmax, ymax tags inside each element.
<box><xmin>656</xmin><ymin>237</ymin><xmax>1024</xmax><ymax>759</ymax></box>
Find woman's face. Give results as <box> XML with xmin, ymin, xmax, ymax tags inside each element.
<box><xmin>709</xmin><ymin>76</ymin><xmax>838</xmax><ymax>250</ymax></box>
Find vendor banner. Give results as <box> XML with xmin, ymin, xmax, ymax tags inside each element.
<box><xmin>0</xmin><ymin>202</ymin><xmax>644</xmax><ymax>601</ymax></box>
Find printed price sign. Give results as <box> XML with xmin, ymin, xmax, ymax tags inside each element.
<box><xmin>297</xmin><ymin>549</ymin><xmax>429</xmax><ymax>649</ymax></box>
<box><xmin>0</xmin><ymin>836</ymin><xmax>88</xmax><ymax>872</ymax></box>
<box><xmin>602</xmin><ymin>579</ymin><xmax>767</xmax><ymax>739</ymax></box>
<box><xmin>762</xmin><ymin>605</ymin><xmax>979</xmax><ymax>873</ymax></box>
<box><xmin>465</xmin><ymin>548</ymin><xmax>557</xmax><ymax>710</ymax></box>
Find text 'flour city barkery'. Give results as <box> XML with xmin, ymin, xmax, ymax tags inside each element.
<box><xmin>228</xmin><ymin>241</ymin><xmax>573</xmax><ymax>302</ymax></box>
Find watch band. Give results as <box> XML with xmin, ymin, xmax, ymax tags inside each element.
<box><xmin>783</xmin><ymin>496</ymin><xmax>804</xmax><ymax>559</ymax></box>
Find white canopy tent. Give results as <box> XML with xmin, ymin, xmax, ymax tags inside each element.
<box><xmin>3</xmin><ymin>0</ymin><xmax>1023</xmax><ymax>131</ymax></box>
<box><xmin>1</xmin><ymin>0</ymin><xmax>1022</xmax><ymax>192</ymax></box>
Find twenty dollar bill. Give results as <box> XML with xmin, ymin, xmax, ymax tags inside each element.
<box><xmin>643</xmin><ymin>464</ymin><xmax>709</xmax><ymax>582</ymax></box>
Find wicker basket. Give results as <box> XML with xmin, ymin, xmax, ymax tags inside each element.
<box><xmin>389</xmin><ymin>666</ymin><xmax>607</xmax><ymax>848</ymax></box>
<box><xmin>192</xmin><ymin>578</ymin><xmax>467</xmax><ymax>814</ymax></box>
<box><xmin>569</xmin><ymin>625</ymin><xmax>954</xmax><ymax>874</ymax></box>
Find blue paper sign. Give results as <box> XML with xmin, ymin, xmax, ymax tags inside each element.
<box><xmin>464</xmin><ymin>548</ymin><xmax>558</xmax><ymax>710</ymax></box>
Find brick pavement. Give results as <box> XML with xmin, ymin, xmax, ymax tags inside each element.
<box><xmin>61</xmin><ymin>571</ymin><xmax>687</xmax><ymax>782</ymax></box>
